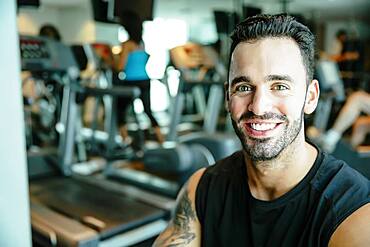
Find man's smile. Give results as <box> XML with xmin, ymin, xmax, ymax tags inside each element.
<box><xmin>241</xmin><ymin>120</ymin><xmax>285</xmax><ymax>138</ymax></box>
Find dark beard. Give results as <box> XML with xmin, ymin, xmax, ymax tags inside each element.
<box><xmin>231</xmin><ymin>111</ymin><xmax>304</xmax><ymax>162</ymax></box>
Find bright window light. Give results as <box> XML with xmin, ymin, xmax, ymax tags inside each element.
<box><xmin>143</xmin><ymin>18</ymin><xmax>188</xmax><ymax>79</ymax></box>
<box><xmin>150</xmin><ymin>79</ymin><xmax>169</xmax><ymax>112</ymax></box>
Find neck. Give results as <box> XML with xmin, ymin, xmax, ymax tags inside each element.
<box><xmin>244</xmin><ymin>132</ymin><xmax>317</xmax><ymax>201</ymax></box>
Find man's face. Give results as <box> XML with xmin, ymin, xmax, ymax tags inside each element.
<box><xmin>227</xmin><ymin>38</ymin><xmax>310</xmax><ymax>161</ymax></box>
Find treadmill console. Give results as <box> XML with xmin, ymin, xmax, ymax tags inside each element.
<box><xmin>20</xmin><ymin>35</ymin><xmax>78</xmax><ymax>72</ymax></box>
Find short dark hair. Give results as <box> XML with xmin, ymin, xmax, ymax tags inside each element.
<box><xmin>228</xmin><ymin>14</ymin><xmax>315</xmax><ymax>83</ymax></box>
<box><xmin>39</xmin><ymin>24</ymin><xmax>61</xmax><ymax>41</ymax></box>
<box><xmin>336</xmin><ymin>29</ymin><xmax>347</xmax><ymax>38</ymax></box>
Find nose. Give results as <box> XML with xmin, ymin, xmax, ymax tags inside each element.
<box><xmin>248</xmin><ymin>88</ymin><xmax>272</xmax><ymax>115</ymax></box>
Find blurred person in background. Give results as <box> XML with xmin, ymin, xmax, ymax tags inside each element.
<box><xmin>114</xmin><ymin>11</ymin><xmax>164</xmax><ymax>145</ymax></box>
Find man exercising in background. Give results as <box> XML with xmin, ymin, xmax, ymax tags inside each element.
<box><xmin>154</xmin><ymin>14</ymin><xmax>370</xmax><ymax>246</ymax></box>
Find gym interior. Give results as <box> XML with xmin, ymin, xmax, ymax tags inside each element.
<box><xmin>1</xmin><ymin>0</ymin><xmax>370</xmax><ymax>246</ymax></box>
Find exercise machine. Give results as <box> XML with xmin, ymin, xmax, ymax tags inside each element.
<box><xmin>69</xmin><ymin>43</ymin><xmax>143</xmax><ymax>161</ymax></box>
<box><xmin>312</xmin><ymin>60</ymin><xmax>345</xmax><ymax>132</ymax></box>
<box><xmin>308</xmin><ymin>60</ymin><xmax>370</xmax><ymax>178</ymax></box>
<box><xmin>106</xmin><ymin>62</ymin><xmax>241</xmax><ymax>198</ymax></box>
<box><xmin>21</xmin><ymin>35</ymin><xmax>173</xmax><ymax>246</ymax></box>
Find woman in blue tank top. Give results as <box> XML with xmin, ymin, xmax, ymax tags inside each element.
<box><xmin>114</xmin><ymin>11</ymin><xmax>164</xmax><ymax>145</ymax></box>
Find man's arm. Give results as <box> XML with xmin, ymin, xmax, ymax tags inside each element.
<box><xmin>328</xmin><ymin>203</ymin><xmax>370</xmax><ymax>247</ymax></box>
<box><xmin>153</xmin><ymin>169</ymin><xmax>205</xmax><ymax>247</ymax></box>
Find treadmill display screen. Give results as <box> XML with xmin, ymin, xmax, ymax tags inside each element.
<box><xmin>20</xmin><ymin>38</ymin><xmax>50</xmax><ymax>60</ymax></box>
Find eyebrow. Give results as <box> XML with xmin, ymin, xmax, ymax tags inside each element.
<box><xmin>230</xmin><ymin>76</ymin><xmax>251</xmax><ymax>87</ymax></box>
<box><xmin>230</xmin><ymin>74</ymin><xmax>294</xmax><ymax>87</ymax></box>
<box><xmin>265</xmin><ymin>74</ymin><xmax>294</xmax><ymax>83</ymax></box>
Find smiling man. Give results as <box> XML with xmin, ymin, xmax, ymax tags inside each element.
<box><xmin>154</xmin><ymin>14</ymin><xmax>370</xmax><ymax>247</ymax></box>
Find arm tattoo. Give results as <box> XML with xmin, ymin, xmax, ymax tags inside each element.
<box><xmin>173</xmin><ymin>189</ymin><xmax>196</xmax><ymax>229</ymax></box>
<box><xmin>155</xmin><ymin>188</ymin><xmax>197</xmax><ymax>246</ymax></box>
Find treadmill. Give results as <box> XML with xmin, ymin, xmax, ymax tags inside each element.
<box><xmin>21</xmin><ymin>35</ymin><xmax>172</xmax><ymax>246</ymax></box>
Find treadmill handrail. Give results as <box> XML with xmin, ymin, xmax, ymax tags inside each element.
<box><xmin>31</xmin><ymin>219</ymin><xmax>58</xmax><ymax>246</ymax></box>
<box><xmin>82</xmin><ymin>85</ymin><xmax>141</xmax><ymax>98</ymax></box>
<box><xmin>30</xmin><ymin>200</ymin><xmax>99</xmax><ymax>246</ymax></box>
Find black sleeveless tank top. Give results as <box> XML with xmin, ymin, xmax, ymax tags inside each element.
<box><xmin>195</xmin><ymin>148</ymin><xmax>370</xmax><ymax>247</ymax></box>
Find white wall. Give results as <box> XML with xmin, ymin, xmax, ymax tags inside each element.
<box><xmin>58</xmin><ymin>5</ymin><xmax>96</xmax><ymax>44</ymax></box>
<box><xmin>18</xmin><ymin>6</ymin><xmax>60</xmax><ymax>36</ymax></box>
<box><xmin>95</xmin><ymin>22</ymin><xmax>121</xmax><ymax>45</ymax></box>
<box><xmin>18</xmin><ymin>2</ymin><xmax>98</xmax><ymax>44</ymax></box>
<box><xmin>15</xmin><ymin>0</ymin><xmax>319</xmax><ymax>46</ymax></box>
<box><xmin>0</xmin><ymin>1</ymin><xmax>31</xmax><ymax>246</ymax></box>
<box><xmin>17</xmin><ymin>2</ymin><xmax>125</xmax><ymax>45</ymax></box>
<box><xmin>154</xmin><ymin>0</ymin><xmax>236</xmax><ymax>44</ymax></box>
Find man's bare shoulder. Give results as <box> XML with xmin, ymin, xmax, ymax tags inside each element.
<box><xmin>329</xmin><ymin>203</ymin><xmax>370</xmax><ymax>247</ymax></box>
<box><xmin>153</xmin><ymin>168</ymin><xmax>206</xmax><ymax>247</ymax></box>
<box><xmin>187</xmin><ymin>168</ymin><xmax>206</xmax><ymax>197</ymax></box>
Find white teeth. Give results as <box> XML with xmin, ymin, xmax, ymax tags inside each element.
<box><xmin>250</xmin><ymin>123</ymin><xmax>277</xmax><ymax>131</ymax></box>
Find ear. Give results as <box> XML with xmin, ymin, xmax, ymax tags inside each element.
<box><xmin>224</xmin><ymin>81</ymin><xmax>230</xmax><ymax>112</ymax></box>
<box><xmin>304</xmin><ymin>79</ymin><xmax>320</xmax><ymax>114</ymax></box>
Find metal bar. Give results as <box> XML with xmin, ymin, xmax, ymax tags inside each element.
<box><xmin>203</xmin><ymin>85</ymin><xmax>223</xmax><ymax>134</ymax></box>
<box><xmin>99</xmin><ymin>219</ymin><xmax>167</xmax><ymax>247</ymax></box>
